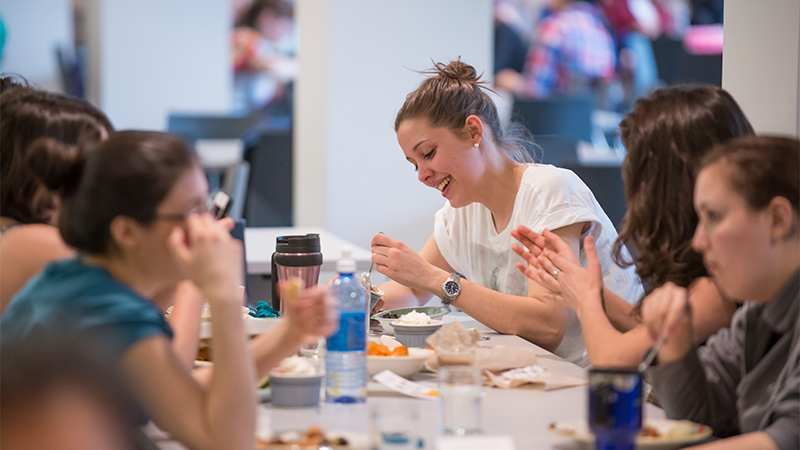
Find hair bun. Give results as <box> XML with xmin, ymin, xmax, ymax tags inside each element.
<box><xmin>429</xmin><ymin>58</ymin><xmax>483</xmax><ymax>85</ymax></box>
<box><xmin>26</xmin><ymin>137</ymin><xmax>87</xmax><ymax>195</ymax></box>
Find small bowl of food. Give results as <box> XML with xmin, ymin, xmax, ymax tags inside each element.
<box><xmin>391</xmin><ymin>320</ymin><xmax>443</xmax><ymax>348</ymax></box>
<box><xmin>367</xmin><ymin>341</ymin><xmax>434</xmax><ymax>379</ymax></box>
<box><xmin>371</xmin><ymin>306</ymin><xmax>450</xmax><ymax>335</ymax></box>
<box><xmin>268</xmin><ymin>356</ymin><xmax>324</xmax><ymax>408</ymax></box>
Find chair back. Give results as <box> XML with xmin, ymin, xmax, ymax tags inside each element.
<box><xmin>512</xmin><ymin>94</ymin><xmax>595</xmax><ymax>166</ymax></box>
<box><xmin>230</xmin><ymin>218</ymin><xmax>250</xmax><ymax>305</ymax></box>
<box><xmin>560</xmin><ymin>161</ymin><xmax>627</xmax><ymax>231</ymax></box>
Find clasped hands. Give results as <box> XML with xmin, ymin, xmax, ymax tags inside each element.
<box><xmin>510</xmin><ymin>226</ymin><xmax>603</xmax><ymax>314</ymax></box>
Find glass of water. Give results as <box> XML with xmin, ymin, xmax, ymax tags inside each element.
<box><xmin>438</xmin><ymin>365</ymin><xmax>482</xmax><ymax>436</ymax></box>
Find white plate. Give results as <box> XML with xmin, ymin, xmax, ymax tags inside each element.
<box><xmin>367</xmin><ymin>348</ymin><xmax>434</xmax><ymax>378</ymax></box>
<box><xmin>255</xmin><ymin>429</ymin><xmax>370</xmax><ymax>449</ymax></box>
<box><xmin>548</xmin><ymin>418</ymin><xmax>713</xmax><ymax>450</ymax></box>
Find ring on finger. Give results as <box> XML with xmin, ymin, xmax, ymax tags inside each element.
<box><xmin>552</xmin><ymin>268</ymin><xmax>561</xmax><ymax>279</ymax></box>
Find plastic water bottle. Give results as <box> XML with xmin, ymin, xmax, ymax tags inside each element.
<box><xmin>325</xmin><ymin>246</ymin><xmax>368</xmax><ymax>403</ymax></box>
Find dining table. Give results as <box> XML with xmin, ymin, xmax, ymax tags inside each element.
<box><xmin>147</xmin><ymin>311</ymin><xmax>668</xmax><ymax>449</ymax></box>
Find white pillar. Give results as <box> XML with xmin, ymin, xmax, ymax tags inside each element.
<box><xmin>722</xmin><ymin>0</ymin><xmax>800</xmax><ymax>136</ymax></box>
<box><xmin>295</xmin><ymin>0</ymin><xmax>493</xmax><ymax>251</ymax></box>
<box><xmin>84</xmin><ymin>0</ymin><xmax>232</xmax><ymax>130</ymax></box>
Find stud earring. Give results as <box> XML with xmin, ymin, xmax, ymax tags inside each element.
<box><xmin>474</xmin><ymin>142</ymin><xmax>480</xmax><ymax>148</ymax></box>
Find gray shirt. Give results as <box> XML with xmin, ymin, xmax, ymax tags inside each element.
<box><xmin>648</xmin><ymin>270</ymin><xmax>800</xmax><ymax>450</ymax></box>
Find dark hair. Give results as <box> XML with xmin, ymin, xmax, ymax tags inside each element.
<box><xmin>615</xmin><ymin>85</ymin><xmax>754</xmax><ymax>293</ymax></box>
<box><xmin>395</xmin><ymin>59</ymin><xmax>533</xmax><ymax>163</ymax></box>
<box><xmin>0</xmin><ymin>331</ymin><xmax>138</xmax><ymax>448</ymax></box>
<box><xmin>0</xmin><ymin>80</ymin><xmax>113</xmax><ymax>225</ymax></box>
<box><xmin>236</xmin><ymin>0</ymin><xmax>293</xmax><ymax>28</ymax></box>
<box><xmin>701</xmin><ymin>135</ymin><xmax>799</xmax><ymax>213</ymax></box>
<box><xmin>31</xmin><ymin>130</ymin><xmax>199</xmax><ymax>254</ymax></box>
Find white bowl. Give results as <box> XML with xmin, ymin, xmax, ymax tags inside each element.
<box><xmin>371</xmin><ymin>306</ymin><xmax>450</xmax><ymax>335</ymax></box>
<box><xmin>367</xmin><ymin>348</ymin><xmax>434</xmax><ymax>379</ymax></box>
<box><xmin>391</xmin><ymin>320</ymin><xmax>443</xmax><ymax>347</ymax></box>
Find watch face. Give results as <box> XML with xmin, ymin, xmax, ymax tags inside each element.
<box><xmin>444</xmin><ymin>281</ymin><xmax>459</xmax><ymax>296</ymax></box>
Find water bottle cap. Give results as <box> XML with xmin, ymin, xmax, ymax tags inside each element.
<box><xmin>336</xmin><ymin>246</ymin><xmax>356</xmax><ymax>273</ymax></box>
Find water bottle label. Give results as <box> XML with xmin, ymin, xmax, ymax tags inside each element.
<box><xmin>327</xmin><ymin>310</ymin><xmax>366</xmax><ymax>352</ymax></box>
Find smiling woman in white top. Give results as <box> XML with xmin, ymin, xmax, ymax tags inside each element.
<box><xmin>370</xmin><ymin>59</ymin><xmax>642</xmax><ymax>367</ymax></box>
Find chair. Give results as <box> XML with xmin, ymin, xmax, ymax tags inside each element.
<box><xmin>167</xmin><ymin>113</ymin><xmax>262</xmax><ymax>220</ymax></box>
<box><xmin>511</xmin><ymin>94</ymin><xmax>595</xmax><ymax>166</ymax></box>
<box><xmin>560</xmin><ymin>161</ymin><xmax>627</xmax><ymax>231</ymax></box>
<box><xmin>242</xmin><ymin>129</ymin><xmax>293</xmax><ymax>226</ymax></box>
<box><xmin>230</xmin><ymin>218</ymin><xmax>250</xmax><ymax>305</ymax></box>
<box><xmin>651</xmin><ymin>36</ymin><xmax>722</xmax><ymax>87</ymax></box>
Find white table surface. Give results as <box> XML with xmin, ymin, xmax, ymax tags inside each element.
<box><xmin>149</xmin><ymin>312</ymin><xmax>666</xmax><ymax>449</ymax></box>
<box><xmin>245</xmin><ymin>227</ymin><xmax>373</xmax><ymax>275</ymax></box>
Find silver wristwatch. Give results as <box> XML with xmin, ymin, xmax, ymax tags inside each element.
<box><xmin>441</xmin><ymin>273</ymin><xmax>462</xmax><ymax>305</ymax></box>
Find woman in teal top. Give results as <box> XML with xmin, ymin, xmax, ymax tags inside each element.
<box><xmin>1</xmin><ymin>131</ymin><xmax>338</xmax><ymax>450</ymax></box>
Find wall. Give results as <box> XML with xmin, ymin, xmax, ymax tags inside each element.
<box><xmin>85</xmin><ymin>0</ymin><xmax>232</xmax><ymax>130</ymax></box>
<box><xmin>722</xmin><ymin>0</ymin><xmax>800</xmax><ymax>136</ymax></box>
<box><xmin>0</xmin><ymin>0</ymin><xmax>73</xmax><ymax>92</ymax></box>
<box><xmin>295</xmin><ymin>0</ymin><xmax>493</xmax><ymax>252</ymax></box>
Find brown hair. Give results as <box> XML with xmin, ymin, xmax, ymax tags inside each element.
<box><xmin>701</xmin><ymin>135</ymin><xmax>799</xmax><ymax>213</ymax></box>
<box><xmin>30</xmin><ymin>131</ymin><xmax>198</xmax><ymax>254</ymax></box>
<box><xmin>0</xmin><ymin>80</ymin><xmax>113</xmax><ymax>225</ymax></box>
<box><xmin>395</xmin><ymin>59</ymin><xmax>533</xmax><ymax>162</ymax></box>
<box><xmin>236</xmin><ymin>0</ymin><xmax>293</xmax><ymax>28</ymax></box>
<box><xmin>615</xmin><ymin>85</ymin><xmax>754</xmax><ymax>293</ymax></box>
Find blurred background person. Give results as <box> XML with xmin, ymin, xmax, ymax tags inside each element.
<box><xmin>1</xmin><ymin>332</ymin><xmax>139</xmax><ymax>450</ymax></box>
<box><xmin>232</xmin><ymin>0</ymin><xmax>296</xmax><ymax>117</ymax></box>
<box><xmin>495</xmin><ymin>0</ymin><xmax>617</xmax><ymax>100</ymax></box>
<box><xmin>0</xmin><ymin>77</ymin><xmax>112</xmax><ymax>312</ymax></box>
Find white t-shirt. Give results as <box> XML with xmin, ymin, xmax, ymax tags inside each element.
<box><xmin>434</xmin><ymin>164</ymin><xmax>643</xmax><ymax>367</ymax></box>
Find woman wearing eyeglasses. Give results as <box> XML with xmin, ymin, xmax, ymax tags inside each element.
<box><xmin>0</xmin><ymin>131</ymin><xmax>338</xmax><ymax>450</ymax></box>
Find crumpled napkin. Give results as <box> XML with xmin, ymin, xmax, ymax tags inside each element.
<box><xmin>425</xmin><ymin>322</ymin><xmax>586</xmax><ymax>391</ymax></box>
<box><xmin>484</xmin><ymin>364</ymin><xmax>586</xmax><ymax>391</ymax></box>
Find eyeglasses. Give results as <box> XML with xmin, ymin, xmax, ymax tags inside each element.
<box><xmin>154</xmin><ymin>201</ymin><xmax>210</xmax><ymax>223</ymax></box>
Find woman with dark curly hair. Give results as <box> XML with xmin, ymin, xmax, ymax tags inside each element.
<box><xmin>515</xmin><ymin>85</ymin><xmax>754</xmax><ymax>367</ymax></box>
<box><xmin>0</xmin><ymin>78</ymin><xmax>112</xmax><ymax>311</ymax></box>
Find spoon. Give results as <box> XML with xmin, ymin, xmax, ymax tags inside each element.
<box><xmin>361</xmin><ymin>232</ymin><xmax>382</xmax><ymax>288</ymax></box>
<box><xmin>638</xmin><ymin>334</ymin><xmax>665</xmax><ymax>373</ymax></box>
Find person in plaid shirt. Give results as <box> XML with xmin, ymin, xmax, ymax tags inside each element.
<box><xmin>496</xmin><ymin>0</ymin><xmax>616</xmax><ymax>98</ymax></box>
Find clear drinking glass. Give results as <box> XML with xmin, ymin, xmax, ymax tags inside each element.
<box><xmin>371</xmin><ymin>404</ymin><xmax>421</xmax><ymax>450</ymax></box>
<box><xmin>438</xmin><ymin>365</ymin><xmax>482</xmax><ymax>436</ymax></box>
<box><xmin>435</xmin><ymin>328</ymin><xmax>477</xmax><ymax>367</ymax></box>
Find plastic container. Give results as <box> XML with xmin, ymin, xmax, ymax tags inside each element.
<box><xmin>325</xmin><ymin>247</ymin><xmax>368</xmax><ymax>403</ymax></box>
<box><xmin>392</xmin><ymin>321</ymin><xmax>443</xmax><ymax>347</ymax></box>
<box><xmin>270</xmin><ymin>373</ymin><xmax>324</xmax><ymax>408</ymax></box>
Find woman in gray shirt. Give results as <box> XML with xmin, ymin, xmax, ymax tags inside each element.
<box><xmin>642</xmin><ymin>136</ymin><xmax>799</xmax><ymax>450</ymax></box>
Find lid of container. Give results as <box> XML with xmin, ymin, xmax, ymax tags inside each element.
<box><xmin>275</xmin><ymin>234</ymin><xmax>321</xmax><ymax>254</ymax></box>
<box><xmin>336</xmin><ymin>246</ymin><xmax>356</xmax><ymax>273</ymax></box>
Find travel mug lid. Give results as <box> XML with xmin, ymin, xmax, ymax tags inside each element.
<box><xmin>275</xmin><ymin>234</ymin><xmax>321</xmax><ymax>254</ymax></box>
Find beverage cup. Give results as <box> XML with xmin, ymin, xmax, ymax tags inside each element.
<box><xmin>438</xmin><ymin>365</ymin><xmax>482</xmax><ymax>436</ymax></box>
<box><xmin>371</xmin><ymin>404</ymin><xmax>421</xmax><ymax>450</ymax></box>
<box><xmin>271</xmin><ymin>234</ymin><xmax>322</xmax><ymax>313</ymax></box>
<box><xmin>435</xmin><ymin>328</ymin><xmax>476</xmax><ymax>367</ymax></box>
<box><xmin>588</xmin><ymin>368</ymin><xmax>643</xmax><ymax>450</ymax></box>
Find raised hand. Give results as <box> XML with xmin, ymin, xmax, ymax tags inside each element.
<box><xmin>167</xmin><ymin>214</ymin><xmax>243</xmax><ymax>303</ymax></box>
<box><xmin>512</xmin><ymin>227</ymin><xmax>580</xmax><ymax>287</ymax></box>
<box><xmin>282</xmin><ymin>284</ymin><xmax>339</xmax><ymax>340</ymax></box>
<box><xmin>370</xmin><ymin>233</ymin><xmax>446</xmax><ymax>292</ymax></box>
<box><xmin>536</xmin><ymin>236</ymin><xmax>602</xmax><ymax>314</ymax></box>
